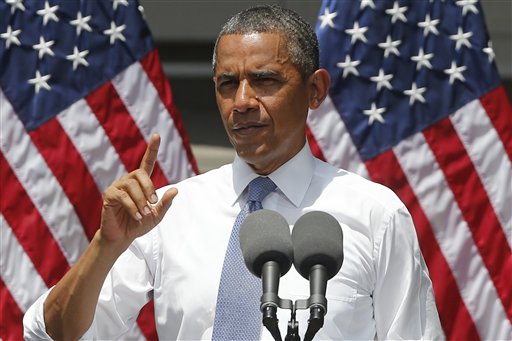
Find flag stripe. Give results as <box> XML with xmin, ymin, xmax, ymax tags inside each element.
<box><xmin>0</xmin><ymin>213</ymin><xmax>48</xmax><ymax>311</ymax></box>
<box><xmin>29</xmin><ymin>118</ymin><xmax>102</xmax><ymax>241</ymax></box>
<box><xmin>423</xmin><ymin>118</ymin><xmax>512</xmax><ymax>321</ymax></box>
<box><xmin>306</xmin><ymin>125</ymin><xmax>327</xmax><ymax>162</ymax></box>
<box><xmin>394</xmin><ymin>132</ymin><xmax>511</xmax><ymax>338</ymax></box>
<box><xmin>139</xmin><ymin>50</ymin><xmax>199</xmax><ymax>176</ymax></box>
<box><xmin>307</xmin><ymin>95</ymin><xmax>369</xmax><ymax>177</ymax></box>
<box><xmin>85</xmin><ymin>81</ymin><xmax>168</xmax><ymax>187</ymax></box>
<box><xmin>0</xmin><ymin>154</ymin><xmax>69</xmax><ymax>287</ymax></box>
<box><xmin>450</xmin><ymin>100</ymin><xmax>512</xmax><ymax>245</ymax></box>
<box><xmin>56</xmin><ymin>99</ymin><xmax>127</xmax><ymax>193</ymax></box>
<box><xmin>137</xmin><ymin>300</ymin><xmax>158</xmax><ymax>341</ymax></box>
<box><xmin>112</xmin><ymin>57</ymin><xmax>190</xmax><ymax>185</ymax></box>
<box><xmin>0</xmin><ymin>278</ymin><xmax>24</xmax><ymax>341</ymax></box>
<box><xmin>0</xmin><ymin>91</ymin><xmax>89</xmax><ymax>265</ymax></box>
<box><xmin>365</xmin><ymin>151</ymin><xmax>478</xmax><ymax>340</ymax></box>
<box><xmin>480</xmin><ymin>86</ymin><xmax>512</xmax><ymax>162</ymax></box>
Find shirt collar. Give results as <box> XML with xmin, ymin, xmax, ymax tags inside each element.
<box><xmin>232</xmin><ymin>143</ymin><xmax>315</xmax><ymax>207</ymax></box>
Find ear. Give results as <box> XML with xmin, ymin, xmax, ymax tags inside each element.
<box><xmin>307</xmin><ymin>69</ymin><xmax>331</xmax><ymax>110</ymax></box>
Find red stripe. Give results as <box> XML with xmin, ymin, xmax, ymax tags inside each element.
<box><xmin>366</xmin><ymin>150</ymin><xmax>480</xmax><ymax>340</ymax></box>
<box><xmin>306</xmin><ymin>125</ymin><xmax>327</xmax><ymax>161</ymax></box>
<box><xmin>29</xmin><ymin>118</ymin><xmax>102</xmax><ymax>241</ymax></box>
<box><xmin>85</xmin><ymin>82</ymin><xmax>168</xmax><ymax>188</ymax></box>
<box><xmin>423</xmin><ymin>117</ymin><xmax>512</xmax><ymax>321</ymax></box>
<box><xmin>0</xmin><ymin>153</ymin><xmax>70</xmax><ymax>286</ymax></box>
<box><xmin>137</xmin><ymin>299</ymin><xmax>158</xmax><ymax>341</ymax></box>
<box><xmin>0</xmin><ymin>279</ymin><xmax>24</xmax><ymax>341</ymax></box>
<box><xmin>480</xmin><ymin>85</ymin><xmax>512</xmax><ymax>162</ymax></box>
<box><xmin>139</xmin><ymin>50</ymin><xmax>199</xmax><ymax>176</ymax></box>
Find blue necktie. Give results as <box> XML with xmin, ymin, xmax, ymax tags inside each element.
<box><xmin>212</xmin><ymin>177</ymin><xmax>277</xmax><ymax>340</ymax></box>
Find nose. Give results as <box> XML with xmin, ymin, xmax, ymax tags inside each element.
<box><xmin>233</xmin><ymin>80</ymin><xmax>258</xmax><ymax>113</ymax></box>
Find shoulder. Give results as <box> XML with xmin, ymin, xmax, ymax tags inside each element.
<box><xmin>313</xmin><ymin>158</ymin><xmax>404</xmax><ymax>212</ymax></box>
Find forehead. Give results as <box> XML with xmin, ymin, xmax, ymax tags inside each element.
<box><xmin>215</xmin><ymin>33</ymin><xmax>292</xmax><ymax>73</ymax></box>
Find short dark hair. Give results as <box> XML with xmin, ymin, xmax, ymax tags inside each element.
<box><xmin>212</xmin><ymin>5</ymin><xmax>319</xmax><ymax>79</ymax></box>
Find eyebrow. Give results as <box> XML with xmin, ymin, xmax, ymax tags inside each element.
<box><xmin>216</xmin><ymin>69</ymin><xmax>281</xmax><ymax>80</ymax></box>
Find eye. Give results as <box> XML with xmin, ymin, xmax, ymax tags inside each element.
<box><xmin>254</xmin><ymin>74</ymin><xmax>277</xmax><ymax>85</ymax></box>
<box><xmin>216</xmin><ymin>78</ymin><xmax>238</xmax><ymax>90</ymax></box>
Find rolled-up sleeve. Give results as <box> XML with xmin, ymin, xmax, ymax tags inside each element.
<box><xmin>23</xmin><ymin>232</ymin><xmax>156</xmax><ymax>341</ymax></box>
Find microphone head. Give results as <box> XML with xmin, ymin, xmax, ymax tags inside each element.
<box><xmin>239</xmin><ymin>209</ymin><xmax>293</xmax><ymax>278</ymax></box>
<box><xmin>292</xmin><ymin>211</ymin><xmax>344</xmax><ymax>280</ymax></box>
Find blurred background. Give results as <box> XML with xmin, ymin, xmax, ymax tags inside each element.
<box><xmin>139</xmin><ymin>0</ymin><xmax>511</xmax><ymax>172</ymax></box>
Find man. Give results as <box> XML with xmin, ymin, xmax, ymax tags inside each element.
<box><xmin>24</xmin><ymin>5</ymin><xmax>443</xmax><ymax>340</ymax></box>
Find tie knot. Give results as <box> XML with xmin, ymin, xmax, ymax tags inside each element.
<box><xmin>247</xmin><ymin>177</ymin><xmax>276</xmax><ymax>203</ymax></box>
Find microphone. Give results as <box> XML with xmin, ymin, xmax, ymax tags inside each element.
<box><xmin>240</xmin><ymin>209</ymin><xmax>294</xmax><ymax>341</ymax></box>
<box><xmin>291</xmin><ymin>211</ymin><xmax>344</xmax><ymax>341</ymax></box>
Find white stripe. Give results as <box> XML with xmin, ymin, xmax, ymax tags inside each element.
<box><xmin>307</xmin><ymin>95</ymin><xmax>369</xmax><ymax>178</ymax></box>
<box><xmin>393</xmin><ymin>132</ymin><xmax>511</xmax><ymax>339</ymax></box>
<box><xmin>112</xmin><ymin>62</ymin><xmax>194</xmax><ymax>182</ymax></box>
<box><xmin>57</xmin><ymin>99</ymin><xmax>127</xmax><ymax>193</ymax></box>
<box><xmin>0</xmin><ymin>91</ymin><xmax>89</xmax><ymax>265</ymax></box>
<box><xmin>450</xmin><ymin>99</ymin><xmax>512</xmax><ymax>246</ymax></box>
<box><xmin>0</xmin><ymin>214</ymin><xmax>48</xmax><ymax>312</ymax></box>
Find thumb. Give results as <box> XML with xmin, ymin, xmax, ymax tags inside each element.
<box><xmin>153</xmin><ymin>187</ymin><xmax>178</xmax><ymax>221</ymax></box>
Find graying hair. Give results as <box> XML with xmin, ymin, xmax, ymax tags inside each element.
<box><xmin>212</xmin><ymin>5</ymin><xmax>319</xmax><ymax>80</ymax></box>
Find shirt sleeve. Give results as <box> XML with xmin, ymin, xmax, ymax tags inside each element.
<box><xmin>23</xmin><ymin>232</ymin><xmax>156</xmax><ymax>341</ymax></box>
<box><xmin>372</xmin><ymin>206</ymin><xmax>445</xmax><ymax>340</ymax></box>
<box><xmin>23</xmin><ymin>289</ymin><xmax>54</xmax><ymax>340</ymax></box>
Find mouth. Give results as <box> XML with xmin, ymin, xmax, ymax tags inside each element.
<box><xmin>232</xmin><ymin>122</ymin><xmax>267</xmax><ymax>135</ymax></box>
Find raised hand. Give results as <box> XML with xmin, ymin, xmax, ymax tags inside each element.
<box><xmin>99</xmin><ymin>133</ymin><xmax>178</xmax><ymax>249</ymax></box>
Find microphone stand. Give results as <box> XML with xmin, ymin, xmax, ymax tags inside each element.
<box><xmin>260</xmin><ymin>263</ymin><xmax>327</xmax><ymax>341</ymax></box>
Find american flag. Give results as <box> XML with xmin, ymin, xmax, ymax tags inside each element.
<box><xmin>307</xmin><ymin>0</ymin><xmax>511</xmax><ymax>339</ymax></box>
<box><xmin>0</xmin><ymin>0</ymin><xmax>198</xmax><ymax>340</ymax></box>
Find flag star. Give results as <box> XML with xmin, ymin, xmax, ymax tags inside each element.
<box><xmin>28</xmin><ymin>70</ymin><xmax>51</xmax><ymax>93</ymax></box>
<box><xmin>33</xmin><ymin>36</ymin><xmax>55</xmax><ymax>59</ymax></box>
<box><xmin>483</xmin><ymin>41</ymin><xmax>495</xmax><ymax>62</ymax></box>
<box><xmin>404</xmin><ymin>82</ymin><xmax>427</xmax><ymax>105</ymax></box>
<box><xmin>411</xmin><ymin>48</ymin><xmax>434</xmax><ymax>70</ymax></box>
<box><xmin>37</xmin><ymin>1</ymin><xmax>59</xmax><ymax>26</ymax></box>
<box><xmin>385</xmin><ymin>1</ymin><xmax>408</xmax><ymax>24</ymax></box>
<box><xmin>418</xmin><ymin>14</ymin><xmax>440</xmax><ymax>36</ymax></box>
<box><xmin>378</xmin><ymin>35</ymin><xmax>401</xmax><ymax>58</ymax></box>
<box><xmin>363</xmin><ymin>103</ymin><xmax>386</xmax><ymax>125</ymax></box>
<box><xmin>360</xmin><ymin>0</ymin><xmax>376</xmax><ymax>9</ymax></box>
<box><xmin>370</xmin><ymin>69</ymin><xmax>393</xmax><ymax>91</ymax></box>
<box><xmin>103</xmin><ymin>21</ymin><xmax>126</xmax><ymax>44</ymax></box>
<box><xmin>456</xmin><ymin>0</ymin><xmax>479</xmax><ymax>16</ymax></box>
<box><xmin>336</xmin><ymin>55</ymin><xmax>361</xmax><ymax>78</ymax></box>
<box><xmin>345</xmin><ymin>22</ymin><xmax>368</xmax><ymax>44</ymax></box>
<box><xmin>6</xmin><ymin>0</ymin><xmax>25</xmax><ymax>14</ymax></box>
<box><xmin>1</xmin><ymin>26</ymin><xmax>22</xmax><ymax>49</ymax></box>
<box><xmin>449</xmin><ymin>27</ymin><xmax>473</xmax><ymax>51</ymax></box>
<box><xmin>66</xmin><ymin>47</ymin><xmax>90</xmax><ymax>70</ymax></box>
<box><xmin>318</xmin><ymin>8</ymin><xmax>338</xmax><ymax>29</ymax></box>
<box><xmin>444</xmin><ymin>61</ymin><xmax>467</xmax><ymax>84</ymax></box>
<box><xmin>70</xmin><ymin>12</ymin><xmax>92</xmax><ymax>36</ymax></box>
<box><xmin>138</xmin><ymin>5</ymin><xmax>145</xmax><ymax>18</ymax></box>
<box><xmin>112</xmin><ymin>0</ymin><xmax>129</xmax><ymax>10</ymax></box>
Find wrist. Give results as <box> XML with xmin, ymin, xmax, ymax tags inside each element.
<box><xmin>92</xmin><ymin>230</ymin><xmax>131</xmax><ymax>261</ymax></box>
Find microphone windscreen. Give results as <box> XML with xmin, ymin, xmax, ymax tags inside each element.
<box><xmin>292</xmin><ymin>211</ymin><xmax>344</xmax><ymax>280</ymax></box>
<box><xmin>239</xmin><ymin>209</ymin><xmax>293</xmax><ymax>278</ymax></box>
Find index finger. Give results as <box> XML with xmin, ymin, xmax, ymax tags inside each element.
<box><xmin>140</xmin><ymin>133</ymin><xmax>160</xmax><ymax>176</ymax></box>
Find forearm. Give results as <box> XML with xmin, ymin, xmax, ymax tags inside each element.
<box><xmin>43</xmin><ymin>230</ymin><xmax>129</xmax><ymax>341</ymax></box>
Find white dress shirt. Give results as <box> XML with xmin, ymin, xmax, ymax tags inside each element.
<box><xmin>24</xmin><ymin>144</ymin><xmax>444</xmax><ymax>340</ymax></box>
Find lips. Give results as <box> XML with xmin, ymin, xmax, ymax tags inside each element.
<box><xmin>232</xmin><ymin>122</ymin><xmax>267</xmax><ymax>135</ymax></box>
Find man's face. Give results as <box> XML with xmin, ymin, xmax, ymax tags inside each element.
<box><xmin>214</xmin><ymin>33</ymin><xmax>311</xmax><ymax>175</ymax></box>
